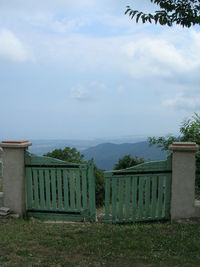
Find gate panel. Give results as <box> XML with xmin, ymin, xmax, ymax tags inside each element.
<box><xmin>25</xmin><ymin>152</ymin><xmax>95</xmax><ymax>221</ymax></box>
<box><xmin>104</xmin><ymin>155</ymin><xmax>172</xmax><ymax>223</ymax></box>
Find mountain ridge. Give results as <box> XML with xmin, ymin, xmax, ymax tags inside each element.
<box><xmin>82</xmin><ymin>141</ymin><xmax>167</xmax><ymax>170</ymax></box>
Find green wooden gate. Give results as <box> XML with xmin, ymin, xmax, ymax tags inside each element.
<box><xmin>25</xmin><ymin>152</ymin><xmax>96</xmax><ymax>221</ymax></box>
<box><xmin>104</xmin><ymin>155</ymin><xmax>172</xmax><ymax>223</ymax></box>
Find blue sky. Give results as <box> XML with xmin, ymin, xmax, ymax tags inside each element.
<box><xmin>0</xmin><ymin>0</ymin><xmax>200</xmax><ymax>140</ymax></box>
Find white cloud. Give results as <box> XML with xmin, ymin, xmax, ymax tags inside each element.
<box><xmin>51</xmin><ymin>19</ymin><xmax>84</xmax><ymax>33</ymax></box>
<box><xmin>70</xmin><ymin>85</ymin><xmax>89</xmax><ymax>101</ymax></box>
<box><xmin>70</xmin><ymin>82</ymin><xmax>106</xmax><ymax>102</ymax></box>
<box><xmin>121</xmin><ymin>29</ymin><xmax>200</xmax><ymax>79</ymax></box>
<box><xmin>162</xmin><ymin>94</ymin><xmax>200</xmax><ymax>111</ymax></box>
<box><xmin>0</xmin><ymin>29</ymin><xmax>33</xmax><ymax>62</ymax></box>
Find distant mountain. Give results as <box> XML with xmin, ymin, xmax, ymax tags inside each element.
<box><xmin>28</xmin><ymin>137</ymin><xmax>147</xmax><ymax>156</ymax></box>
<box><xmin>82</xmin><ymin>141</ymin><xmax>167</xmax><ymax>170</ymax></box>
<box><xmin>28</xmin><ymin>139</ymin><xmax>167</xmax><ymax>171</ymax></box>
<box><xmin>29</xmin><ymin>139</ymin><xmax>104</xmax><ymax>155</ymax></box>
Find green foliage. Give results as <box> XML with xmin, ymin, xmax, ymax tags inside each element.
<box><xmin>148</xmin><ymin>113</ymin><xmax>200</xmax><ymax>188</ymax></box>
<box><xmin>125</xmin><ymin>0</ymin><xmax>200</xmax><ymax>27</ymax></box>
<box><xmin>148</xmin><ymin>135</ymin><xmax>179</xmax><ymax>151</ymax></box>
<box><xmin>44</xmin><ymin>147</ymin><xmax>84</xmax><ymax>163</ymax></box>
<box><xmin>114</xmin><ymin>155</ymin><xmax>144</xmax><ymax>170</ymax></box>
<box><xmin>148</xmin><ymin>113</ymin><xmax>200</xmax><ymax>150</ymax></box>
<box><xmin>44</xmin><ymin>147</ymin><xmax>105</xmax><ymax>207</ymax></box>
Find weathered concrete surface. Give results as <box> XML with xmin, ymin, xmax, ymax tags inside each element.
<box><xmin>170</xmin><ymin>142</ymin><xmax>199</xmax><ymax>220</ymax></box>
<box><xmin>0</xmin><ymin>141</ymin><xmax>31</xmax><ymax>216</ymax></box>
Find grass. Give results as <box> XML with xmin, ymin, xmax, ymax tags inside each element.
<box><xmin>0</xmin><ymin>219</ymin><xmax>200</xmax><ymax>266</ymax></box>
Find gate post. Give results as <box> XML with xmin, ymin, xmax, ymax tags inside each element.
<box><xmin>0</xmin><ymin>140</ymin><xmax>32</xmax><ymax>216</ymax></box>
<box><xmin>170</xmin><ymin>142</ymin><xmax>198</xmax><ymax>220</ymax></box>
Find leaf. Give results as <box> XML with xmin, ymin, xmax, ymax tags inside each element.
<box><xmin>136</xmin><ymin>12</ymin><xmax>143</xmax><ymax>23</ymax></box>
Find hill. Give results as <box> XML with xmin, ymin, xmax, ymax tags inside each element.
<box><xmin>82</xmin><ymin>141</ymin><xmax>167</xmax><ymax>170</ymax></box>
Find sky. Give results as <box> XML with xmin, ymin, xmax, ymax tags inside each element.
<box><xmin>0</xmin><ymin>0</ymin><xmax>200</xmax><ymax>140</ymax></box>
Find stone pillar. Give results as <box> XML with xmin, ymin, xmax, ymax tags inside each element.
<box><xmin>169</xmin><ymin>142</ymin><xmax>198</xmax><ymax>220</ymax></box>
<box><xmin>0</xmin><ymin>141</ymin><xmax>32</xmax><ymax>216</ymax></box>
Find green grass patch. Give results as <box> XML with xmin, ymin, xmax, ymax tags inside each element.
<box><xmin>0</xmin><ymin>218</ymin><xmax>200</xmax><ymax>266</ymax></box>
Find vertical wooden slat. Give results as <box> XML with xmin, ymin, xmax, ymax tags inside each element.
<box><xmin>44</xmin><ymin>169</ymin><xmax>51</xmax><ymax>210</ymax></box>
<box><xmin>112</xmin><ymin>178</ymin><xmax>117</xmax><ymax>222</ymax></box>
<box><xmin>151</xmin><ymin>176</ymin><xmax>157</xmax><ymax>219</ymax></box>
<box><xmin>132</xmin><ymin>176</ymin><xmax>137</xmax><ymax>222</ymax></box>
<box><xmin>51</xmin><ymin>169</ymin><xmax>57</xmax><ymax>210</ymax></box>
<box><xmin>82</xmin><ymin>169</ymin><xmax>87</xmax><ymax>210</ymax></box>
<box><xmin>105</xmin><ymin>178</ymin><xmax>111</xmax><ymax>222</ymax></box>
<box><xmin>57</xmin><ymin>169</ymin><xmax>63</xmax><ymax>210</ymax></box>
<box><xmin>164</xmin><ymin>174</ymin><xmax>171</xmax><ymax>219</ymax></box>
<box><xmin>88</xmin><ymin>161</ymin><xmax>96</xmax><ymax>221</ymax></box>
<box><xmin>33</xmin><ymin>169</ymin><xmax>39</xmax><ymax>209</ymax></box>
<box><xmin>91</xmin><ymin>164</ymin><xmax>96</xmax><ymax>221</ymax></box>
<box><xmin>26</xmin><ymin>168</ymin><xmax>33</xmax><ymax>209</ymax></box>
<box><xmin>158</xmin><ymin>176</ymin><xmax>163</xmax><ymax>218</ymax></box>
<box><xmin>138</xmin><ymin>176</ymin><xmax>144</xmax><ymax>219</ymax></box>
<box><xmin>69</xmin><ymin>170</ymin><xmax>75</xmax><ymax>210</ymax></box>
<box><xmin>125</xmin><ymin>176</ymin><xmax>131</xmax><ymax>222</ymax></box>
<box><xmin>145</xmin><ymin>177</ymin><xmax>150</xmax><ymax>219</ymax></box>
<box><xmin>39</xmin><ymin>170</ymin><xmax>45</xmax><ymax>209</ymax></box>
<box><xmin>118</xmin><ymin>178</ymin><xmax>123</xmax><ymax>222</ymax></box>
<box><xmin>63</xmin><ymin>170</ymin><xmax>69</xmax><ymax>210</ymax></box>
<box><xmin>76</xmin><ymin>170</ymin><xmax>81</xmax><ymax>211</ymax></box>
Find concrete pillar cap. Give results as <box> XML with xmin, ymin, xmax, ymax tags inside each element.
<box><xmin>169</xmin><ymin>142</ymin><xmax>199</xmax><ymax>152</ymax></box>
<box><xmin>0</xmin><ymin>140</ymin><xmax>32</xmax><ymax>148</ymax></box>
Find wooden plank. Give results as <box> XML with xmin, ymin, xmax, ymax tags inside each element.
<box><xmin>138</xmin><ymin>176</ymin><xmax>144</xmax><ymax>219</ymax></box>
<box><xmin>118</xmin><ymin>178</ymin><xmax>123</xmax><ymax>222</ymax></box>
<box><xmin>145</xmin><ymin>177</ymin><xmax>150</xmax><ymax>219</ymax></box>
<box><xmin>57</xmin><ymin>169</ymin><xmax>63</xmax><ymax>210</ymax></box>
<box><xmin>132</xmin><ymin>176</ymin><xmax>137</xmax><ymax>222</ymax></box>
<box><xmin>112</xmin><ymin>178</ymin><xmax>117</xmax><ymax>222</ymax></box>
<box><xmin>51</xmin><ymin>169</ymin><xmax>57</xmax><ymax>210</ymax></box>
<box><xmin>105</xmin><ymin>178</ymin><xmax>110</xmax><ymax>222</ymax></box>
<box><xmin>63</xmin><ymin>170</ymin><xmax>69</xmax><ymax>210</ymax></box>
<box><xmin>33</xmin><ymin>169</ymin><xmax>39</xmax><ymax>209</ymax></box>
<box><xmin>39</xmin><ymin>170</ymin><xmax>45</xmax><ymax>209</ymax></box>
<box><xmin>82</xmin><ymin>170</ymin><xmax>87</xmax><ymax>210</ymax></box>
<box><xmin>76</xmin><ymin>170</ymin><xmax>81</xmax><ymax>211</ymax></box>
<box><xmin>69</xmin><ymin>170</ymin><xmax>75</xmax><ymax>210</ymax></box>
<box><xmin>88</xmin><ymin>161</ymin><xmax>96</xmax><ymax>222</ymax></box>
<box><xmin>26</xmin><ymin>168</ymin><xmax>33</xmax><ymax>209</ymax></box>
<box><xmin>44</xmin><ymin>169</ymin><xmax>51</xmax><ymax>210</ymax></box>
<box><xmin>125</xmin><ymin>177</ymin><xmax>131</xmax><ymax>222</ymax></box>
<box><xmin>151</xmin><ymin>176</ymin><xmax>157</xmax><ymax>219</ymax></box>
<box><xmin>164</xmin><ymin>174</ymin><xmax>171</xmax><ymax>219</ymax></box>
<box><xmin>114</xmin><ymin>157</ymin><xmax>172</xmax><ymax>174</ymax></box>
<box><xmin>25</xmin><ymin>151</ymin><xmax>81</xmax><ymax>167</ymax></box>
<box><xmin>91</xmin><ymin>164</ymin><xmax>96</xmax><ymax>221</ymax></box>
<box><xmin>158</xmin><ymin>176</ymin><xmax>163</xmax><ymax>218</ymax></box>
